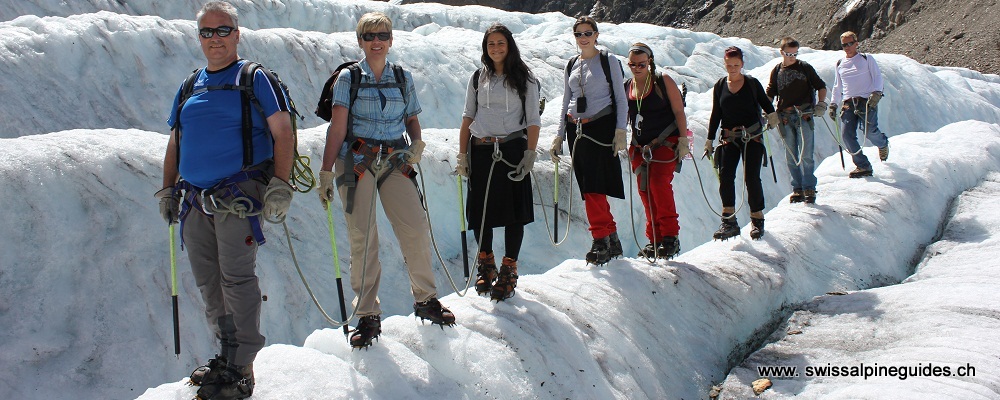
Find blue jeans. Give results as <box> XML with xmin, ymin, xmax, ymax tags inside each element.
<box><xmin>840</xmin><ymin>98</ymin><xmax>888</xmax><ymax>170</ymax></box>
<box><xmin>778</xmin><ymin>111</ymin><xmax>817</xmax><ymax>191</ymax></box>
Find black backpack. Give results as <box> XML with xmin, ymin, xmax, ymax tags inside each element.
<box><xmin>173</xmin><ymin>61</ymin><xmax>306</xmax><ymax>185</ymax></box>
<box><xmin>314</xmin><ymin>61</ymin><xmax>406</xmax><ymax>122</ymax></box>
<box><xmin>565</xmin><ymin>49</ymin><xmax>625</xmax><ymax>118</ymax></box>
<box><xmin>470</xmin><ymin>68</ymin><xmax>544</xmax><ymax>123</ymax></box>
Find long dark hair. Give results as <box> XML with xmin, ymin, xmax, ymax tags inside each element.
<box><xmin>480</xmin><ymin>23</ymin><xmax>533</xmax><ymax>98</ymax></box>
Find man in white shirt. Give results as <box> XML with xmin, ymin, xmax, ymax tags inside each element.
<box><xmin>829</xmin><ymin>31</ymin><xmax>889</xmax><ymax>178</ymax></box>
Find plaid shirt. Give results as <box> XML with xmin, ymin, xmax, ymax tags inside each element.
<box><xmin>333</xmin><ymin>58</ymin><xmax>421</xmax><ymax>156</ymax></box>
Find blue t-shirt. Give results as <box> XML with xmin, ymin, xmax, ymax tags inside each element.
<box><xmin>332</xmin><ymin>59</ymin><xmax>421</xmax><ymax>157</ymax></box>
<box><xmin>167</xmin><ymin>60</ymin><xmax>289</xmax><ymax>189</ymax></box>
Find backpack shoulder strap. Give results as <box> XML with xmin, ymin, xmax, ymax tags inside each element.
<box><xmin>472</xmin><ymin>68</ymin><xmax>482</xmax><ymax>91</ymax></box>
<box><xmin>390</xmin><ymin>63</ymin><xmax>407</xmax><ymax>99</ymax></box>
<box><xmin>237</xmin><ymin>61</ymin><xmax>261</xmax><ymax>169</ymax></box>
<box><xmin>599</xmin><ymin>50</ymin><xmax>621</xmax><ymax>117</ymax></box>
<box><xmin>565</xmin><ymin>55</ymin><xmax>579</xmax><ymax>79</ymax></box>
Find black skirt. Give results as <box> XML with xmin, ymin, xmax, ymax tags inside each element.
<box><xmin>566</xmin><ymin>113</ymin><xmax>625</xmax><ymax>199</ymax></box>
<box><xmin>466</xmin><ymin>136</ymin><xmax>535</xmax><ymax>230</ymax></box>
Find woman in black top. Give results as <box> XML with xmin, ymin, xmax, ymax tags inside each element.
<box><xmin>705</xmin><ymin>46</ymin><xmax>778</xmax><ymax>240</ymax></box>
<box><xmin>624</xmin><ymin>43</ymin><xmax>688</xmax><ymax>259</ymax></box>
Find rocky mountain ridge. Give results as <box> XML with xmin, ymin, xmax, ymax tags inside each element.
<box><xmin>411</xmin><ymin>0</ymin><xmax>999</xmax><ymax>75</ymax></box>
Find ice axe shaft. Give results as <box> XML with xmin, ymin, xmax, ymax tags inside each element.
<box><xmin>456</xmin><ymin>175</ymin><xmax>469</xmax><ymax>278</ymax></box>
<box><xmin>169</xmin><ymin>225</ymin><xmax>180</xmax><ymax>357</ymax></box>
<box><xmin>327</xmin><ymin>207</ymin><xmax>349</xmax><ymax>336</ymax></box>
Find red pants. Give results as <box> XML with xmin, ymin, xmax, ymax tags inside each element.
<box><xmin>583</xmin><ymin>193</ymin><xmax>617</xmax><ymax>239</ymax></box>
<box><xmin>629</xmin><ymin>145</ymin><xmax>680</xmax><ymax>241</ymax></box>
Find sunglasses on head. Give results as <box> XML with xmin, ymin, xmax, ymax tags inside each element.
<box><xmin>627</xmin><ymin>62</ymin><xmax>648</xmax><ymax>69</ymax></box>
<box><xmin>361</xmin><ymin>32</ymin><xmax>392</xmax><ymax>41</ymax></box>
<box><xmin>841</xmin><ymin>41</ymin><xmax>858</xmax><ymax>48</ymax></box>
<box><xmin>199</xmin><ymin>26</ymin><xmax>235</xmax><ymax>39</ymax></box>
<box><xmin>781</xmin><ymin>50</ymin><xmax>798</xmax><ymax>57</ymax></box>
<box><xmin>573</xmin><ymin>31</ymin><xmax>596</xmax><ymax>38</ymax></box>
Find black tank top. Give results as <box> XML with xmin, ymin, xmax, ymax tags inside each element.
<box><xmin>626</xmin><ymin>74</ymin><xmax>677</xmax><ymax>147</ymax></box>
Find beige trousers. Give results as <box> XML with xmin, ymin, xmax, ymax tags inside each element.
<box><xmin>335</xmin><ymin>158</ymin><xmax>438</xmax><ymax>316</ymax></box>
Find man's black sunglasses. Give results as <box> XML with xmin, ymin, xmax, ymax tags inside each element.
<box><xmin>361</xmin><ymin>32</ymin><xmax>392</xmax><ymax>41</ymax></box>
<box><xmin>199</xmin><ymin>26</ymin><xmax>235</xmax><ymax>39</ymax></box>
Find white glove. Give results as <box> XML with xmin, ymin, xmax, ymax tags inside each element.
<box><xmin>814</xmin><ymin>101</ymin><xmax>828</xmax><ymax>117</ymax></box>
<box><xmin>154</xmin><ymin>187</ymin><xmax>180</xmax><ymax>225</ymax></box>
<box><xmin>868</xmin><ymin>92</ymin><xmax>882</xmax><ymax>109</ymax></box>
<box><xmin>454</xmin><ymin>153</ymin><xmax>469</xmax><ymax>177</ymax></box>
<box><xmin>263</xmin><ymin>177</ymin><xmax>294</xmax><ymax>222</ymax></box>
<box><xmin>318</xmin><ymin>170</ymin><xmax>335</xmax><ymax>209</ymax></box>
<box><xmin>703</xmin><ymin>139</ymin><xmax>714</xmax><ymax>158</ymax></box>
<box><xmin>407</xmin><ymin>139</ymin><xmax>426</xmax><ymax>164</ymax></box>
<box><xmin>766</xmin><ymin>112</ymin><xmax>780</xmax><ymax>129</ymax></box>
<box><xmin>511</xmin><ymin>150</ymin><xmax>536</xmax><ymax>181</ymax></box>
<box><xmin>549</xmin><ymin>135</ymin><xmax>564</xmax><ymax>162</ymax></box>
<box><xmin>613</xmin><ymin>128</ymin><xmax>628</xmax><ymax>154</ymax></box>
<box><xmin>676</xmin><ymin>136</ymin><xmax>690</xmax><ymax>160</ymax></box>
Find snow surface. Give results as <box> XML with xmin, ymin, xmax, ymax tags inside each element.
<box><xmin>0</xmin><ymin>0</ymin><xmax>998</xmax><ymax>399</ymax></box>
<box><xmin>719</xmin><ymin>170</ymin><xmax>1000</xmax><ymax>399</ymax></box>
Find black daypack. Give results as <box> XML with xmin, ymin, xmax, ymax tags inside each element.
<box><xmin>314</xmin><ymin>61</ymin><xmax>406</xmax><ymax>122</ymax></box>
<box><xmin>173</xmin><ymin>61</ymin><xmax>305</xmax><ymax>184</ymax></box>
<box><xmin>565</xmin><ymin>49</ymin><xmax>625</xmax><ymax>118</ymax></box>
<box><xmin>471</xmin><ymin>68</ymin><xmax>545</xmax><ymax>123</ymax></box>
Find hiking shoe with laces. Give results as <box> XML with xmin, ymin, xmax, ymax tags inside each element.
<box><xmin>878</xmin><ymin>145</ymin><xmax>889</xmax><ymax>161</ymax></box>
<box><xmin>608</xmin><ymin>232</ymin><xmax>623</xmax><ymax>259</ymax></box>
<box><xmin>490</xmin><ymin>257</ymin><xmax>519</xmax><ymax>301</ymax></box>
<box><xmin>350</xmin><ymin>315</ymin><xmax>382</xmax><ymax>349</ymax></box>
<box><xmin>750</xmin><ymin>218</ymin><xmax>765</xmax><ymax>240</ymax></box>
<box><xmin>713</xmin><ymin>216</ymin><xmax>740</xmax><ymax>240</ymax></box>
<box><xmin>189</xmin><ymin>355</ymin><xmax>228</xmax><ymax>386</ymax></box>
<box><xmin>803</xmin><ymin>189</ymin><xmax>816</xmax><ymax>204</ymax></box>
<box><xmin>849</xmin><ymin>167</ymin><xmax>873</xmax><ymax>178</ymax></box>
<box><xmin>789</xmin><ymin>189</ymin><xmax>804</xmax><ymax>203</ymax></box>
<box><xmin>586</xmin><ymin>236</ymin><xmax>612</xmax><ymax>265</ymax></box>
<box><xmin>195</xmin><ymin>363</ymin><xmax>254</xmax><ymax>400</ymax></box>
<box><xmin>474</xmin><ymin>252</ymin><xmax>497</xmax><ymax>295</ymax></box>
<box><xmin>413</xmin><ymin>298</ymin><xmax>456</xmax><ymax>326</ymax></box>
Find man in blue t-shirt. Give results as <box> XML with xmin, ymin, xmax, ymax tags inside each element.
<box><xmin>154</xmin><ymin>2</ymin><xmax>293</xmax><ymax>399</ymax></box>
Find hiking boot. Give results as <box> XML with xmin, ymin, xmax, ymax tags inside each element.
<box><xmin>750</xmin><ymin>218</ymin><xmax>765</xmax><ymax>240</ymax></box>
<box><xmin>656</xmin><ymin>236</ymin><xmax>681</xmax><ymax>259</ymax></box>
<box><xmin>349</xmin><ymin>314</ymin><xmax>382</xmax><ymax>349</ymax></box>
<box><xmin>638</xmin><ymin>242</ymin><xmax>658</xmax><ymax>258</ymax></box>
<box><xmin>490</xmin><ymin>257</ymin><xmax>519</xmax><ymax>301</ymax></box>
<box><xmin>586</xmin><ymin>236</ymin><xmax>612</xmax><ymax>265</ymax></box>
<box><xmin>608</xmin><ymin>232</ymin><xmax>623</xmax><ymax>259</ymax></box>
<box><xmin>849</xmin><ymin>167</ymin><xmax>873</xmax><ymax>178</ymax></box>
<box><xmin>474</xmin><ymin>252</ymin><xmax>497</xmax><ymax>295</ymax></box>
<box><xmin>413</xmin><ymin>298</ymin><xmax>456</xmax><ymax>327</ymax></box>
<box><xmin>803</xmin><ymin>189</ymin><xmax>816</xmax><ymax>204</ymax></box>
<box><xmin>189</xmin><ymin>355</ymin><xmax>228</xmax><ymax>386</ymax></box>
<box><xmin>789</xmin><ymin>189</ymin><xmax>804</xmax><ymax>203</ymax></box>
<box><xmin>195</xmin><ymin>363</ymin><xmax>254</xmax><ymax>400</ymax></box>
<box><xmin>878</xmin><ymin>146</ymin><xmax>889</xmax><ymax>161</ymax></box>
<box><xmin>713</xmin><ymin>215</ymin><xmax>740</xmax><ymax>240</ymax></box>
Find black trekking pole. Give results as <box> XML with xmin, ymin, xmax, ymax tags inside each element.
<box><xmin>456</xmin><ymin>175</ymin><xmax>469</xmax><ymax>278</ymax></box>
<box><xmin>169</xmin><ymin>225</ymin><xmax>181</xmax><ymax>357</ymax></box>
<box><xmin>326</xmin><ymin>207</ymin><xmax>350</xmax><ymax>336</ymax></box>
<box><xmin>763</xmin><ymin>129</ymin><xmax>778</xmax><ymax>183</ymax></box>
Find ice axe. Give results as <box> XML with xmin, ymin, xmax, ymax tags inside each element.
<box><xmin>326</xmin><ymin>207</ymin><xmax>350</xmax><ymax>336</ymax></box>
<box><xmin>169</xmin><ymin>225</ymin><xmax>180</xmax><ymax>357</ymax></box>
<box><xmin>456</xmin><ymin>175</ymin><xmax>470</xmax><ymax>278</ymax></box>
<box><xmin>553</xmin><ymin>159</ymin><xmax>560</xmax><ymax>240</ymax></box>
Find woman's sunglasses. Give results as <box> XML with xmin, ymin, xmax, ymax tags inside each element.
<box><xmin>361</xmin><ymin>32</ymin><xmax>392</xmax><ymax>41</ymax></box>
<box><xmin>573</xmin><ymin>31</ymin><xmax>596</xmax><ymax>38</ymax></box>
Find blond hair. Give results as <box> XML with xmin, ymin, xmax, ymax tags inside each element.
<box><xmin>840</xmin><ymin>31</ymin><xmax>858</xmax><ymax>42</ymax></box>
<box><xmin>356</xmin><ymin>12</ymin><xmax>393</xmax><ymax>40</ymax></box>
